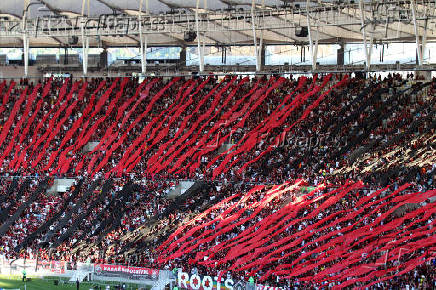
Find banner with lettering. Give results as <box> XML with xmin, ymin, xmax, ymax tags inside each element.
<box><xmin>177</xmin><ymin>271</ymin><xmax>246</xmax><ymax>290</ymax></box>
<box><xmin>94</xmin><ymin>264</ymin><xmax>159</xmax><ymax>281</ymax></box>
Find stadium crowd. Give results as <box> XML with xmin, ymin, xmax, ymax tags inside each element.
<box><xmin>0</xmin><ymin>73</ymin><xmax>433</xmax><ymax>184</ymax></box>
<box><xmin>0</xmin><ymin>73</ymin><xmax>434</xmax><ymax>288</ymax></box>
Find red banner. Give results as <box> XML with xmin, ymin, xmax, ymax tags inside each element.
<box><xmin>94</xmin><ymin>264</ymin><xmax>159</xmax><ymax>281</ymax></box>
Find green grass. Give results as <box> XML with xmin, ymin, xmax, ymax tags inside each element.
<box><xmin>0</xmin><ymin>275</ymin><xmax>143</xmax><ymax>290</ymax></box>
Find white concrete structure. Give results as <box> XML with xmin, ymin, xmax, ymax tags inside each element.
<box><xmin>167</xmin><ymin>181</ymin><xmax>195</xmax><ymax>197</ymax></box>
<box><xmin>47</xmin><ymin>179</ymin><xmax>75</xmax><ymax>194</ymax></box>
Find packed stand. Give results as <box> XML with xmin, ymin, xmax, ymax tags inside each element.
<box><xmin>0</xmin><ymin>73</ymin><xmax>434</xmax><ymax>288</ymax></box>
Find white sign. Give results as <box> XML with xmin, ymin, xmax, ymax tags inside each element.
<box><xmin>178</xmin><ymin>271</ymin><xmax>235</xmax><ymax>290</ymax></box>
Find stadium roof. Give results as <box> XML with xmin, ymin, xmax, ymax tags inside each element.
<box><xmin>0</xmin><ymin>0</ymin><xmax>434</xmax><ymax>47</ymax></box>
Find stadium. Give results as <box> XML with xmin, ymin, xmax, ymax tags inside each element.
<box><xmin>0</xmin><ymin>0</ymin><xmax>434</xmax><ymax>289</ymax></box>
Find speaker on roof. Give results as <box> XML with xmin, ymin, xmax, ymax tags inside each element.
<box><xmin>184</xmin><ymin>31</ymin><xmax>197</xmax><ymax>42</ymax></box>
<box><xmin>295</xmin><ymin>26</ymin><xmax>308</xmax><ymax>37</ymax></box>
<box><xmin>68</xmin><ymin>36</ymin><xmax>78</xmax><ymax>45</ymax></box>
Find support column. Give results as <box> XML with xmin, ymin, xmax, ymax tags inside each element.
<box><xmin>257</xmin><ymin>0</ymin><xmax>266</xmax><ymax>71</ymax></box>
<box><xmin>140</xmin><ymin>34</ymin><xmax>147</xmax><ymax>74</ymax></box>
<box><xmin>421</xmin><ymin>11</ymin><xmax>428</xmax><ymax>65</ymax></box>
<box><xmin>81</xmin><ymin>0</ymin><xmax>89</xmax><ymax>75</ymax></box>
<box><xmin>257</xmin><ymin>32</ymin><xmax>264</xmax><ymax>71</ymax></box>
<box><xmin>202</xmin><ymin>33</ymin><xmax>206</xmax><ymax>70</ymax></box>
<box><xmin>82</xmin><ymin>35</ymin><xmax>89</xmax><ymax>75</ymax></box>
<box><xmin>314</xmin><ymin>26</ymin><xmax>319</xmax><ymax>68</ymax></box>
<box><xmin>337</xmin><ymin>41</ymin><xmax>345</xmax><ymax>66</ymax></box>
<box><xmin>411</xmin><ymin>0</ymin><xmax>423</xmax><ymax>66</ymax></box>
<box><xmin>81</xmin><ymin>0</ymin><xmax>86</xmax><ymax>15</ymax></box>
<box><xmin>23</xmin><ymin>0</ymin><xmax>30</xmax><ymax>77</ymax></box>
<box><xmin>23</xmin><ymin>34</ymin><xmax>29</xmax><ymax>77</ymax></box>
<box><xmin>421</xmin><ymin>27</ymin><xmax>427</xmax><ymax>64</ymax></box>
<box><xmin>260</xmin><ymin>43</ymin><xmax>266</xmax><ymax>69</ymax></box>
<box><xmin>179</xmin><ymin>46</ymin><xmax>187</xmax><ymax>69</ymax></box>
<box><xmin>139</xmin><ymin>0</ymin><xmax>147</xmax><ymax>75</ymax></box>
<box><xmin>196</xmin><ymin>0</ymin><xmax>204</xmax><ymax>72</ymax></box>
<box><xmin>100</xmin><ymin>48</ymin><xmax>108</xmax><ymax>68</ymax></box>
<box><xmin>359</xmin><ymin>0</ymin><xmax>372</xmax><ymax>70</ymax></box>
<box><xmin>306</xmin><ymin>0</ymin><xmax>319</xmax><ymax>71</ymax></box>
<box><xmin>251</xmin><ymin>0</ymin><xmax>260</xmax><ymax>72</ymax></box>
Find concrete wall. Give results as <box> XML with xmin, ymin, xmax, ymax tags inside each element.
<box><xmin>0</xmin><ymin>65</ymin><xmax>128</xmax><ymax>80</ymax></box>
<box><xmin>0</xmin><ymin>66</ymin><xmax>42</xmax><ymax>80</ymax></box>
<box><xmin>167</xmin><ymin>181</ymin><xmax>195</xmax><ymax>197</ymax></box>
<box><xmin>218</xmin><ymin>143</ymin><xmax>235</xmax><ymax>154</ymax></box>
<box><xmin>47</xmin><ymin>179</ymin><xmax>76</xmax><ymax>194</ymax></box>
<box><xmin>83</xmin><ymin>141</ymin><xmax>100</xmax><ymax>153</ymax></box>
